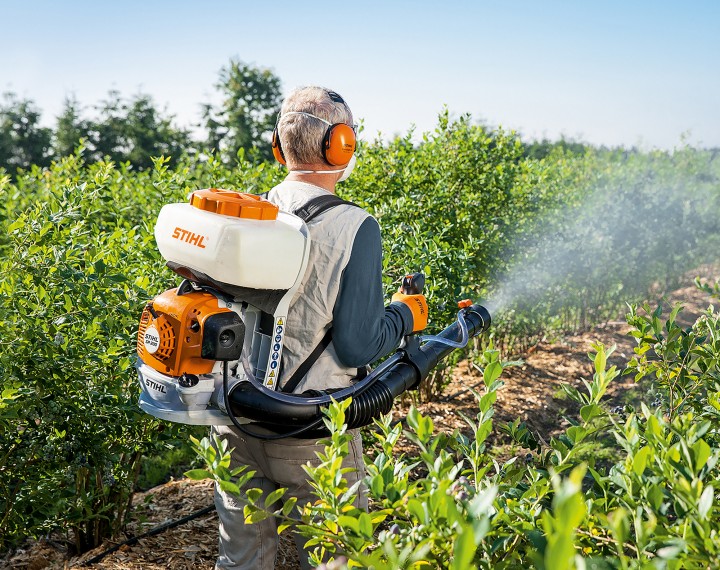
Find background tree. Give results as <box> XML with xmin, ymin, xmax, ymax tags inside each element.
<box><xmin>82</xmin><ymin>90</ymin><xmax>192</xmax><ymax>168</ymax></box>
<box><xmin>0</xmin><ymin>92</ymin><xmax>53</xmax><ymax>173</ymax></box>
<box><xmin>54</xmin><ymin>95</ymin><xmax>89</xmax><ymax>157</ymax></box>
<box><xmin>53</xmin><ymin>95</ymin><xmax>90</xmax><ymax>157</ymax></box>
<box><xmin>522</xmin><ymin>136</ymin><xmax>591</xmax><ymax>160</ymax></box>
<box><xmin>203</xmin><ymin>58</ymin><xmax>282</xmax><ymax>162</ymax></box>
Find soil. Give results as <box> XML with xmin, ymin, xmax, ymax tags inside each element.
<box><xmin>3</xmin><ymin>269</ymin><xmax>717</xmax><ymax>570</ymax></box>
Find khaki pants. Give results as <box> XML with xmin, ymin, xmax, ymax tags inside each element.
<box><xmin>212</xmin><ymin>425</ymin><xmax>367</xmax><ymax>570</ymax></box>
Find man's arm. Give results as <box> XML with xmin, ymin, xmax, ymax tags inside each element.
<box><xmin>332</xmin><ymin>217</ymin><xmax>413</xmax><ymax>367</ymax></box>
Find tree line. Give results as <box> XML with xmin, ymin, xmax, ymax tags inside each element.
<box><xmin>0</xmin><ymin>58</ymin><xmax>282</xmax><ymax>173</ymax></box>
<box><xmin>1</xmin><ymin>57</ymin><xmax>610</xmax><ymax>177</ymax></box>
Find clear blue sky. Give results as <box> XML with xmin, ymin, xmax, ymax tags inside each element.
<box><xmin>2</xmin><ymin>0</ymin><xmax>718</xmax><ymax>149</ymax></box>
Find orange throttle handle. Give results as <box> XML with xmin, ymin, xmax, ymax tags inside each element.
<box><xmin>392</xmin><ymin>272</ymin><xmax>428</xmax><ymax>333</ymax></box>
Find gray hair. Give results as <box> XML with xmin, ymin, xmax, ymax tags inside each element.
<box><xmin>277</xmin><ymin>86</ymin><xmax>353</xmax><ymax>166</ymax></box>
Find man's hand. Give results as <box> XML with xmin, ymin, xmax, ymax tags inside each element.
<box><xmin>392</xmin><ymin>291</ymin><xmax>428</xmax><ymax>333</ymax></box>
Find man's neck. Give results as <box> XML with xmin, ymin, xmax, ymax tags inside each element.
<box><xmin>285</xmin><ymin>166</ymin><xmax>338</xmax><ymax>194</ymax></box>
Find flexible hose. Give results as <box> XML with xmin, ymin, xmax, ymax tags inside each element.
<box><xmin>227</xmin><ymin>304</ymin><xmax>491</xmax><ymax>436</ymax></box>
<box><xmin>418</xmin><ymin>309</ymin><xmax>469</xmax><ymax>348</ymax></box>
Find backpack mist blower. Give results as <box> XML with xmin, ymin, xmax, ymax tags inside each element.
<box><xmin>136</xmin><ymin>189</ymin><xmax>492</xmax><ymax>438</ymax></box>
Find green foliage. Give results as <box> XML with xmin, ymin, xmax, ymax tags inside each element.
<box><xmin>78</xmin><ymin>90</ymin><xmax>193</xmax><ymax>168</ymax></box>
<box><xmin>199</xmin><ymin>314</ymin><xmax>720</xmax><ymax>569</ymax></box>
<box><xmin>202</xmin><ymin>58</ymin><xmax>282</xmax><ymax>163</ymax></box>
<box><xmin>2</xmin><ymin>106</ymin><xmax>720</xmax><ymax>560</ymax></box>
<box><xmin>522</xmin><ymin>136</ymin><xmax>591</xmax><ymax>160</ymax></box>
<box><xmin>53</xmin><ymin>95</ymin><xmax>87</xmax><ymax>159</ymax></box>
<box><xmin>136</xmin><ymin>433</ymin><xmax>205</xmax><ymax>491</ymax></box>
<box><xmin>0</xmin><ymin>151</ymin><xmax>282</xmax><ymax>552</ymax></box>
<box><xmin>0</xmin><ymin>92</ymin><xmax>53</xmax><ymax>173</ymax></box>
<box><xmin>0</xmin><ymin>154</ymin><xmax>174</xmax><ymax>551</ymax></box>
<box><xmin>2</xmin><ymin>58</ymin><xmax>282</xmax><ymax>173</ymax></box>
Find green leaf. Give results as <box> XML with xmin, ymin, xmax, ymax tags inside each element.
<box><xmin>567</xmin><ymin>426</ymin><xmax>587</xmax><ymax>444</ymax></box>
<box><xmin>246</xmin><ymin>488</ymin><xmax>263</xmax><ymax>503</ymax></box>
<box><xmin>218</xmin><ymin>479</ymin><xmax>240</xmax><ymax>496</ymax></box>
<box><xmin>358</xmin><ymin>512</ymin><xmax>373</xmax><ymax>538</ymax></box>
<box><xmin>406</xmin><ymin>406</ymin><xmax>420</xmax><ymax>432</ymax></box>
<box><xmin>281</xmin><ymin>496</ymin><xmax>298</xmax><ymax>517</ymax></box>
<box><xmin>264</xmin><ymin>488</ymin><xmax>286</xmax><ymax>508</ymax></box>
<box><xmin>278</xmin><ymin>522</ymin><xmax>293</xmax><ymax>534</ymax></box>
<box><xmin>632</xmin><ymin>446</ymin><xmax>652</xmax><ymax>476</ymax></box>
<box><xmin>407</xmin><ymin>498</ymin><xmax>426</xmax><ymax>523</ymax></box>
<box><xmin>692</xmin><ymin>439</ymin><xmax>711</xmax><ymax>474</ymax></box>
<box><xmin>370</xmin><ymin>474</ymin><xmax>384</xmax><ymax>496</ymax></box>
<box><xmin>593</xmin><ymin>348</ymin><xmax>607</xmax><ymax>375</ymax></box>
<box><xmin>245</xmin><ymin>508</ymin><xmax>270</xmax><ymax>524</ymax></box>
<box><xmin>184</xmin><ymin>469</ymin><xmax>211</xmax><ymax>481</ymax></box>
<box><xmin>698</xmin><ymin>485</ymin><xmax>713</xmax><ymax>519</ymax></box>
<box><xmin>338</xmin><ymin>515</ymin><xmax>360</xmax><ymax>534</ymax></box>
<box><xmin>7</xmin><ymin>218</ymin><xmax>24</xmax><ymax>233</ymax></box>
<box><xmin>580</xmin><ymin>403</ymin><xmax>601</xmax><ymax>422</ymax></box>
<box><xmin>479</xmin><ymin>390</ymin><xmax>497</xmax><ymax>413</ymax></box>
<box><xmin>483</xmin><ymin>361</ymin><xmax>502</xmax><ymax>386</ymax></box>
<box><xmin>451</xmin><ymin>526</ymin><xmax>477</xmax><ymax>570</ymax></box>
<box><xmin>648</xmin><ymin>484</ymin><xmax>664</xmax><ymax>511</ymax></box>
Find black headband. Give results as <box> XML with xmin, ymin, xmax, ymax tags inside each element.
<box><xmin>327</xmin><ymin>91</ymin><xmax>345</xmax><ymax>104</ymax></box>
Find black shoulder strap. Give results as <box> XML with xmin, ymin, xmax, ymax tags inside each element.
<box><xmin>281</xmin><ymin>328</ymin><xmax>334</xmax><ymax>393</ymax></box>
<box><xmin>293</xmin><ymin>194</ymin><xmax>358</xmax><ymax>223</ymax></box>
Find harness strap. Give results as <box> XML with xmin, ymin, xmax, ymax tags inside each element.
<box><xmin>293</xmin><ymin>193</ymin><xmax>359</xmax><ymax>223</ymax></box>
<box><xmin>280</xmin><ymin>327</ymin><xmax>334</xmax><ymax>394</ymax></box>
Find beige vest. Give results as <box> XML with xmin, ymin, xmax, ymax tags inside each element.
<box><xmin>265</xmin><ymin>180</ymin><xmax>371</xmax><ymax>393</ymax></box>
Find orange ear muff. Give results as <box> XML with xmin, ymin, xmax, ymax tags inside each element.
<box><xmin>322</xmin><ymin>123</ymin><xmax>356</xmax><ymax>166</ymax></box>
<box><xmin>271</xmin><ymin>127</ymin><xmax>286</xmax><ymax>165</ymax></box>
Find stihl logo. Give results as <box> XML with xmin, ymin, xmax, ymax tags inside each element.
<box><xmin>145</xmin><ymin>378</ymin><xmax>167</xmax><ymax>394</ymax></box>
<box><xmin>172</xmin><ymin>227</ymin><xmax>207</xmax><ymax>248</ymax></box>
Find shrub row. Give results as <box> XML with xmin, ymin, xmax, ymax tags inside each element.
<box><xmin>0</xmin><ymin>118</ymin><xmax>718</xmax><ymax>551</ymax></box>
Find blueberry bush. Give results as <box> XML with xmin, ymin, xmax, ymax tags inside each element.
<box><xmin>1</xmin><ymin>115</ymin><xmax>719</xmax><ymax>555</ymax></box>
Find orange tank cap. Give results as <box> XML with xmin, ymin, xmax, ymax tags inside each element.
<box><xmin>457</xmin><ymin>299</ymin><xmax>473</xmax><ymax>309</ymax></box>
<box><xmin>190</xmin><ymin>188</ymin><xmax>279</xmax><ymax>220</ymax></box>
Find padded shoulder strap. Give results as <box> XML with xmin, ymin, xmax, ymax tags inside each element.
<box><xmin>293</xmin><ymin>194</ymin><xmax>359</xmax><ymax>223</ymax></box>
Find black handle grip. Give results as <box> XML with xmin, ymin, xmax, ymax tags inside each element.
<box><xmin>401</xmin><ymin>273</ymin><xmax>425</xmax><ymax>295</ymax></box>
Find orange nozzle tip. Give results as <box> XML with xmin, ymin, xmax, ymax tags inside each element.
<box><xmin>458</xmin><ymin>299</ymin><xmax>473</xmax><ymax>309</ymax></box>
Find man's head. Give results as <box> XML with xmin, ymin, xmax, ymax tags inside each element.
<box><xmin>272</xmin><ymin>86</ymin><xmax>355</xmax><ymax>169</ymax></box>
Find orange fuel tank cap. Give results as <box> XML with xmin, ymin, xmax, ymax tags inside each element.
<box><xmin>190</xmin><ymin>188</ymin><xmax>279</xmax><ymax>220</ymax></box>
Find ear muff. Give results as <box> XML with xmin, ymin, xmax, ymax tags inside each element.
<box><xmin>322</xmin><ymin>123</ymin><xmax>356</xmax><ymax>166</ymax></box>
<box><xmin>271</xmin><ymin>127</ymin><xmax>286</xmax><ymax>165</ymax></box>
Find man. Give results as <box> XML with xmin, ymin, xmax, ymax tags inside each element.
<box><xmin>213</xmin><ymin>86</ymin><xmax>427</xmax><ymax>570</ymax></box>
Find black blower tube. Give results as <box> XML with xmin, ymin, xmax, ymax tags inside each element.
<box><xmin>228</xmin><ymin>304</ymin><xmax>491</xmax><ymax>431</ymax></box>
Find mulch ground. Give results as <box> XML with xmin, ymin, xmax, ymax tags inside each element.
<box><xmin>3</xmin><ymin>268</ymin><xmax>717</xmax><ymax>570</ymax></box>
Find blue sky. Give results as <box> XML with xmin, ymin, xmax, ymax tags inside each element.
<box><xmin>2</xmin><ymin>0</ymin><xmax>718</xmax><ymax>149</ymax></box>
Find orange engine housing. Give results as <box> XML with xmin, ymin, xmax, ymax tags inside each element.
<box><xmin>137</xmin><ymin>288</ymin><xmax>231</xmax><ymax>377</ymax></box>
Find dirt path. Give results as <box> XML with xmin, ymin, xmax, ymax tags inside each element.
<box><xmin>5</xmin><ymin>270</ymin><xmax>717</xmax><ymax>570</ymax></box>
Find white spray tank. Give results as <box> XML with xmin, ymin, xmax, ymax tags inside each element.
<box><xmin>136</xmin><ymin>189</ymin><xmax>311</xmax><ymax>425</ymax></box>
